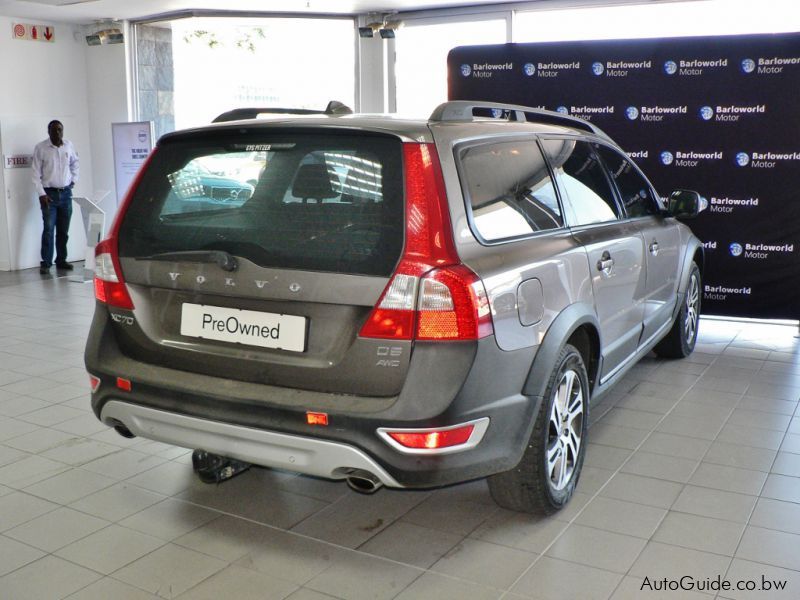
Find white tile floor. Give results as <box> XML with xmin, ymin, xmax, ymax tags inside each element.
<box><xmin>1</xmin><ymin>270</ymin><xmax>800</xmax><ymax>598</ymax></box>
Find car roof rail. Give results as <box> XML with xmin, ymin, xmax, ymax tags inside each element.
<box><xmin>212</xmin><ymin>100</ymin><xmax>353</xmax><ymax>123</ymax></box>
<box><xmin>429</xmin><ymin>100</ymin><xmax>612</xmax><ymax>140</ymax></box>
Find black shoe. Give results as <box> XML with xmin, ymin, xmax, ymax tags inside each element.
<box><xmin>39</xmin><ymin>265</ymin><xmax>50</xmax><ymax>274</ymax></box>
<box><xmin>56</xmin><ymin>262</ymin><xmax>74</xmax><ymax>271</ymax></box>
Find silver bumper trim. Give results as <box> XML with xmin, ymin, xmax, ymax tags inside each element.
<box><xmin>100</xmin><ymin>400</ymin><xmax>402</xmax><ymax>487</ymax></box>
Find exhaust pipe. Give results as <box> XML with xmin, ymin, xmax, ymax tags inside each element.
<box><xmin>108</xmin><ymin>420</ymin><xmax>135</xmax><ymax>439</ymax></box>
<box><xmin>345</xmin><ymin>469</ymin><xmax>383</xmax><ymax>494</ymax></box>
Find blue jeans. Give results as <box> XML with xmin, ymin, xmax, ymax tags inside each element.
<box><xmin>40</xmin><ymin>187</ymin><xmax>73</xmax><ymax>267</ymax></box>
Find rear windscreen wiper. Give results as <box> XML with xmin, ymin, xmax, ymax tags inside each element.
<box><xmin>136</xmin><ymin>250</ymin><xmax>238</xmax><ymax>272</ymax></box>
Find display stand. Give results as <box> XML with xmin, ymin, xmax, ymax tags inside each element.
<box><xmin>70</xmin><ymin>195</ymin><xmax>105</xmax><ymax>283</ymax></box>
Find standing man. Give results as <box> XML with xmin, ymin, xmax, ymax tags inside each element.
<box><xmin>32</xmin><ymin>120</ymin><xmax>79</xmax><ymax>274</ymax></box>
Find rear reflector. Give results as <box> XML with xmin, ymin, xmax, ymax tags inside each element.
<box><xmin>89</xmin><ymin>374</ymin><xmax>100</xmax><ymax>393</ymax></box>
<box><xmin>306</xmin><ymin>411</ymin><xmax>329</xmax><ymax>426</ymax></box>
<box><xmin>116</xmin><ymin>377</ymin><xmax>132</xmax><ymax>392</ymax></box>
<box><xmin>377</xmin><ymin>418</ymin><xmax>490</xmax><ymax>455</ymax></box>
<box><xmin>359</xmin><ymin>143</ymin><xmax>493</xmax><ymax>342</ymax></box>
<box><xmin>388</xmin><ymin>426</ymin><xmax>474</xmax><ymax>449</ymax></box>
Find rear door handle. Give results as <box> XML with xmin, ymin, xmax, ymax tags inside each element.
<box><xmin>596</xmin><ymin>252</ymin><xmax>614</xmax><ymax>276</ymax></box>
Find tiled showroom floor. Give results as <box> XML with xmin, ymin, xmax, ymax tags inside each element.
<box><xmin>1</xmin><ymin>269</ymin><xmax>800</xmax><ymax>599</ymax></box>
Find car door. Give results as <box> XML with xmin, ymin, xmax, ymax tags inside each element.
<box><xmin>595</xmin><ymin>144</ymin><xmax>682</xmax><ymax>344</ymax></box>
<box><xmin>541</xmin><ymin>137</ymin><xmax>646</xmax><ymax>381</ymax></box>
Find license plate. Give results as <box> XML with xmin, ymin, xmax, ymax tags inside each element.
<box><xmin>180</xmin><ymin>303</ymin><xmax>306</xmax><ymax>352</ymax></box>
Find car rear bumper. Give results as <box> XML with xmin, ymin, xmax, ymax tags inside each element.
<box><xmin>101</xmin><ymin>400</ymin><xmax>403</xmax><ymax>487</ymax></box>
<box><xmin>86</xmin><ymin>308</ymin><xmax>541</xmax><ymax>487</ymax></box>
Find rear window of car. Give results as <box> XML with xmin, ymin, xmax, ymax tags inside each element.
<box><xmin>457</xmin><ymin>138</ymin><xmax>563</xmax><ymax>243</ymax></box>
<box><xmin>117</xmin><ymin>131</ymin><xmax>405</xmax><ymax>277</ymax></box>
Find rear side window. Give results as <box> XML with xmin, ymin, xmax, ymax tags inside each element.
<box><xmin>594</xmin><ymin>145</ymin><xmax>661</xmax><ymax>218</ymax></box>
<box><xmin>541</xmin><ymin>138</ymin><xmax>621</xmax><ymax>226</ymax></box>
<box><xmin>118</xmin><ymin>132</ymin><xmax>404</xmax><ymax>276</ymax></box>
<box><xmin>458</xmin><ymin>138</ymin><xmax>562</xmax><ymax>242</ymax></box>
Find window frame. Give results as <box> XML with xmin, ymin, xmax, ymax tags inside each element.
<box><xmin>539</xmin><ymin>134</ymin><xmax>626</xmax><ymax>230</ymax></box>
<box><xmin>592</xmin><ymin>142</ymin><xmax>665</xmax><ymax>221</ymax></box>
<box><xmin>454</xmin><ymin>134</ymin><xmax>568</xmax><ymax>246</ymax></box>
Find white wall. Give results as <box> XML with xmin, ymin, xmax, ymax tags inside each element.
<box><xmin>0</xmin><ymin>16</ymin><xmax>128</xmax><ymax>271</ymax></box>
<box><xmin>85</xmin><ymin>41</ymin><xmax>129</xmax><ymax>218</ymax></box>
<box><xmin>0</xmin><ymin>16</ymin><xmax>94</xmax><ymax>270</ymax></box>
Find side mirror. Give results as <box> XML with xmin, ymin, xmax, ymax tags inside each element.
<box><xmin>668</xmin><ymin>190</ymin><xmax>708</xmax><ymax>219</ymax></box>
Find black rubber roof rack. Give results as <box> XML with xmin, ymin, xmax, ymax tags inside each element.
<box><xmin>429</xmin><ymin>100</ymin><xmax>611</xmax><ymax>140</ymax></box>
<box><xmin>212</xmin><ymin>100</ymin><xmax>353</xmax><ymax>123</ymax></box>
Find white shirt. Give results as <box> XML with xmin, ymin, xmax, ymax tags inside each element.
<box><xmin>31</xmin><ymin>138</ymin><xmax>79</xmax><ymax>197</ymax></box>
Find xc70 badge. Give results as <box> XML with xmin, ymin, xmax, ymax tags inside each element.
<box><xmin>110</xmin><ymin>313</ymin><xmax>134</xmax><ymax>326</ymax></box>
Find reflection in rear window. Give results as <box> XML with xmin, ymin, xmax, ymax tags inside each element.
<box><xmin>118</xmin><ymin>132</ymin><xmax>404</xmax><ymax>276</ymax></box>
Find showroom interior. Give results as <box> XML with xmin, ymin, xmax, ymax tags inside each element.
<box><xmin>1</xmin><ymin>0</ymin><xmax>800</xmax><ymax>598</ymax></box>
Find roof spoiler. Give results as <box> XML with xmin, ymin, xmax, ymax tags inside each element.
<box><xmin>212</xmin><ymin>100</ymin><xmax>353</xmax><ymax>123</ymax></box>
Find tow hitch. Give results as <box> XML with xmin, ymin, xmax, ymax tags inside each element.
<box><xmin>191</xmin><ymin>449</ymin><xmax>251</xmax><ymax>483</ymax></box>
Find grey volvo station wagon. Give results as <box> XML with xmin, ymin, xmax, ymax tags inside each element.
<box><xmin>85</xmin><ymin>101</ymin><xmax>705</xmax><ymax>514</ymax></box>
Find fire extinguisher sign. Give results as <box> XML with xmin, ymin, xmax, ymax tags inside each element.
<box><xmin>12</xmin><ymin>23</ymin><xmax>55</xmax><ymax>42</ymax></box>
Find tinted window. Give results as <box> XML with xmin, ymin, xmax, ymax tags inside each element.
<box><xmin>595</xmin><ymin>145</ymin><xmax>660</xmax><ymax>218</ymax></box>
<box><xmin>459</xmin><ymin>139</ymin><xmax>562</xmax><ymax>242</ymax></box>
<box><xmin>118</xmin><ymin>133</ymin><xmax>404</xmax><ymax>276</ymax></box>
<box><xmin>540</xmin><ymin>139</ymin><xmax>620</xmax><ymax>226</ymax></box>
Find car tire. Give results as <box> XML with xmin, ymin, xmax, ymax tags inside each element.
<box><xmin>488</xmin><ymin>343</ymin><xmax>589</xmax><ymax>514</ymax></box>
<box><xmin>653</xmin><ymin>262</ymin><xmax>701</xmax><ymax>359</ymax></box>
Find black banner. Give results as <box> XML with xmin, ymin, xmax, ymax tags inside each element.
<box><xmin>448</xmin><ymin>33</ymin><xmax>800</xmax><ymax>320</ymax></box>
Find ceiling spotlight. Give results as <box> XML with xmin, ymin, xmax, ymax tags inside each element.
<box><xmin>379</xmin><ymin>28</ymin><xmax>395</xmax><ymax>39</ymax></box>
<box><xmin>358</xmin><ymin>26</ymin><xmax>374</xmax><ymax>38</ymax></box>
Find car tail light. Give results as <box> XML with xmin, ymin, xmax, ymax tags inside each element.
<box><xmin>93</xmin><ymin>149</ymin><xmax>157</xmax><ymax>311</ymax></box>
<box><xmin>88</xmin><ymin>374</ymin><xmax>100</xmax><ymax>393</ymax></box>
<box><xmin>359</xmin><ymin>143</ymin><xmax>493</xmax><ymax>342</ymax></box>
<box><xmin>94</xmin><ymin>239</ymin><xmax>134</xmax><ymax>310</ymax></box>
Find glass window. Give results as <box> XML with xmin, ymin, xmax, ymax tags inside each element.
<box><xmin>136</xmin><ymin>17</ymin><xmax>356</xmax><ymax>137</ymax></box>
<box><xmin>595</xmin><ymin>145</ymin><xmax>660</xmax><ymax>218</ymax></box>
<box><xmin>541</xmin><ymin>139</ymin><xmax>620</xmax><ymax>226</ymax></box>
<box><xmin>459</xmin><ymin>139</ymin><xmax>562</xmax><ymax>241</ymax></box>
<box><xmin>119</xmin><ymin>133</ymin><xmax>404</xmax><ymax>276</ymax></box>
<box><xmin>395</xmin><ymin>16</ymin><xmax>508</xmax><ymax>116</ymax></box>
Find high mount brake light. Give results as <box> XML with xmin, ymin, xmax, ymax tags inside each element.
<box><xmin>359</xmin><ymin>143</ymin><xmax>493</xmax><ymax>342</ymax></box>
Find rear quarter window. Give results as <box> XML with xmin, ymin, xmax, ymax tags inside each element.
<box><xmin>457</xmin><ymin>138</ymin><xmax>563</xmax><ymax>243</ymax></box>
<box><xmin>118</xmin><ymin>131</ymin><xmax>404</xmax><ymax>276</ymax></box>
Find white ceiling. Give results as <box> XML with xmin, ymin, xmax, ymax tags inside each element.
<box><xmin>0</xmin><ymin>0</ymin><xmax>523</xmax><ymax>24</ymax></box>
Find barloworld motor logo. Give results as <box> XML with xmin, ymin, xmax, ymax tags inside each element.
<box><xmin>555</xmin><ymin>106</ymin><xmax>569</xmax><ymax>115</ymax></box>
<box><xmin>460</xmin><ymin>64</ymin><xmax>471</xmax><ymax>77</ymax></box>
<box><xmin>626</xmin><ymin>106</ymin><xmax>639</xmax><ymax>120</ymax></box>
<box><xmin>523</xmin><ymin>62</ymin><xmax>535</xmax><ymax>76</ymax></box>
<box><xmin>664</xmin><ymin>60</ymin><xmax>678</xmax><ymax>75</ymax></box>
<box><xmin>592</xmin><ymin>62</ymin><xmax>605</xmax><ymax>76</ymax></box>
<box><xmin>660</xmin><ymin>151</ymin><xmax>674</xmax><ymax>165</ymax></box>
<box><xmin>699</xmin><ymin>106</ymin><xmax>715</xmax><ymax>121</ymax></box>
<box><xmin>729</xmin><ymin>243</ymin><xmax>743</xmax><ymax>257</ymax></box>
<box><xmin>741</xmin><ymin>58</ymin><xmax>756</xmax><ymax>73</ymax></box>
<box><xmin>736</xmin><ymin>152</ymin><xmax>750</xmax><ymax>167</ymax></box>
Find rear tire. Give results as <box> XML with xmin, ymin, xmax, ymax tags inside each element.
<box><xmin>488</xmin><ymin>344</ymin><xmax>589</xmax><ymax>514</ymax></box>
<box><xmin>653</xmin><ymin>263</ymin><xmax>701</xmax><ymax>359</ymax></box>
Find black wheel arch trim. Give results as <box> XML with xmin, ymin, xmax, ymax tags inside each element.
<box><xmin>522</xmin><ymin>302</ymin><xmax>600</xmax><ymax>400</ymax></box>
<box><xmin>673</xmin><ymin>238</ymin><xmax>704</xmax><ymax>320</ymax></box>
